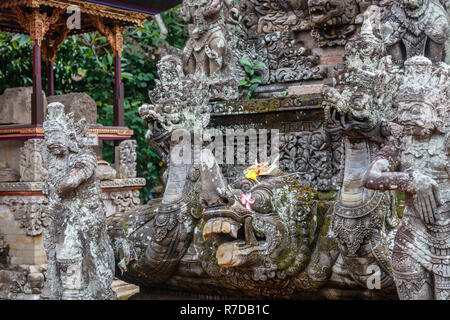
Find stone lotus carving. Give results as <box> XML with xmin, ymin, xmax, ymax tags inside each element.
<box><xmin>41</xmin><ymin>102</ymin><xmax>116</xmax><ymax>300</ymax></box>
<box><xmin>363</xmin><ymin>56</ymin><xmax>450</xmax><ymax>300</ymax></box>
<box><xmin>380</xmin><ymin>0</ymin><xmax>449</xmax><ymax>64</ymax></box>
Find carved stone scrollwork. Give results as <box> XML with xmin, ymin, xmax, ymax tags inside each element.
<box><xmin>308</xmin><ymin>0</ymin><xmax>381</xmax><ymax>47</ymax></box>
<box><xmin>279</xmin><ymin>130</ymin><xmax>342</xmax><ymax>190</ymax></box>
<box><xmin>332</xmin><ymin>191</ymin><xmax>385</xmax><ymax>254</ymax></box>
<box><xmin>265</xmin><ymin>31</ymin><xmax>323</xmax><ymax>83</ymax></box>
<box><xmin>1</xmin><ymin>198</ymin><xmax>49</xmax><ymax>237</ymax></box>
<box><xmin>109</xmin><ymin>190</ymin><xmax>140</xmax><ymax>213</ymax></box>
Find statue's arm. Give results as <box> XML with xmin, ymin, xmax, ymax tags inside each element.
<box><xmin>362</xmin><ymin>140</ymin><xmax>411</xmax><ymax>192</ymax></box>
<box><xmin>363</xmin><ymin>139</ymin><xmax>443</xmax><ymax>224</ymax></box>
<box><xmin>56</xmin><ymin>155</ymin><xmax>96</xmax><ymax>195</ymax></box>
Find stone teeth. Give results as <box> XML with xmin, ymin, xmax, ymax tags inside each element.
<box><xmin>203</xmin><ymin>220</ymin><xmax>213</xmax><ymax>241</ymax></box>
<box><xmin>221</xmin><ymin>221</ymin><xmax>231</xmax><ymax>234</ymax></box>
<box><xmin>202</xmin><ymin>218</ymin><xmax>240</xmax><ymax>241</ymax></box>
<box><xmin>212</xmin><ymin>219</ymin><xmax>222</xmax><ymax>233</ymax></box>
<box><xmin>230</xmin><ymin>224</ymin><xmax>238</xmax><ymax>239</ymax></box>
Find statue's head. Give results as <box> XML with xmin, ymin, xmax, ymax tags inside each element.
<box><xmin>401</xmin><ymin>0</ymin><xmax>424</xmax><ymax>10</ymax></box>
<box><xmin>397</xmin><ymin>56</ymin><xmax>448</xmax><ymax>137</ymax></box>
<box><xmin>400</xmin><ymin>0</ymin><xmax>428</xmax><ymax>18</ymax></box>
<box><xmin>43</xmin><ymin>102</ymin><xmax>89</xmax><ymax>157</ymax></box>
<box><xmin>157</xmin><ymin>55</ymin><xmax>184</xmax><ymax>86</ymax></box>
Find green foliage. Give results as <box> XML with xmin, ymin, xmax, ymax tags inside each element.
<box><xmin>0</xmin><ymin>7</ymin><xmax>188</xmax><ymax>202</ymax></box>
<box><xmin>238</xmin><ymin>58</ymin><xmax>266</xmax><ymax>99</ymax></box>
<box><xmin>0</xmin><ymin>33</ymin><xmax>33</xmax><ymax>90</ymax></box>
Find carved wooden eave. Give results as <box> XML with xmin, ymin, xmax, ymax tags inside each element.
<box><xmin>0</xmin><ymin>124</ymin><xmax>134</xmax><ymax>140</ymax></box>
<box><xmin>0</xmin><ymin>0</ymin><xmax>152</xmax><ymax>35</ymax></box>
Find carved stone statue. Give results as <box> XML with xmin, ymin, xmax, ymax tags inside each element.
<box><xmin>320</xmin><ymin>9</ymin><xmax>402</xmax><ymax>293</ymax></box>
<box><xmin>109</xmin><ymin>48</ymin><xmax>399</xmax><ymax>299</ymax></box>
<box><xmin>380</xmin><ymin>0</ymin><xmax>449</xmax><ymax>64</ymax></box>
<box><xmin>363</xmin><ymin>56</ymin><xmax>449</xmax><ymax>300</ymax></box>
<box><xmin>180</xmin><ymin>0</ymin><xmax>238</xmax><ymax>80</ymax></box>
<box><xmin>111</xmin><ymin>55</ymin><xmax>210</xmax><ymax>285</ymax></box>
<box><xmin>41</xmin><ymin>102</ymin><xmax>116</xmax><ymax>300</ymax></box>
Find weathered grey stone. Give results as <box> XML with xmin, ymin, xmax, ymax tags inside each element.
<box><xmin>364</xmin><ymin>56</ymin><xmax>450</xmax><ymax>300</ymax></box>
<box><xmin>0</xmin><ymin>87</ymin><xmax>47</xmax><ymax>125</ymax></box>
<box><xmin>47</xmin><ymin>93</ymin><xmax>98</xmax><ymax>124</ymax></box>
<box><xmin>95</xmin><ymin>160</ymin><xmax>117</xmax><ymax>181</ymax></box>
<box><xmin>0</xmin><ymin>161</ymin><xmax>20</xmax><ymax>182</ymax></box>
<box><xmin>41</xmin><ymin>102</ymin><xmax>116</xmax><ymax>300</ymax></box>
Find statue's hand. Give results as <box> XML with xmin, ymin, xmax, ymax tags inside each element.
<box><xmin>410</xmin><ymin>171</ymin><xmax>443</xmax><ymax>224</ymax></box>
<box><xmin>47</xmin><ymin>186</ymin><xmax>62</xmax><ymax>211</ymax></box>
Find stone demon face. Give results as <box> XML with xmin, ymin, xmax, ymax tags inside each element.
<box><xmin>199</xmin><ymin>149</ymin><xmax>318</xmax><ymax>279</ymax></box>
<box><xmin>308</xmin><ymin>0</ymin><xmax>345</xmax><ymax>26</ymax></box>
<box><xmin>45</xmin><ymin>128</ymin><xmax>69</xmax><ymax>156</ymax></box>
<box><xmin>398</xmin><ymin>101</ymin><xmax>436</xmax><ymax>137</ymax></box>
<box><xmin>401</xmin><ymin>0</ymin><xmax>424</xmax><ymax>10</ymax></box>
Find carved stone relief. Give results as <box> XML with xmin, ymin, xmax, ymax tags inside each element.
<box><xmin>115</xmin><ymin>140</ymin><xmax>137</xmax><ymax>179</ymax></box>
<box><xmin>19</xmin><ymin>139</ymin><xmax>48</xmax><ymax>182</ymax></box>
<box><xmin>1</xmin><ymin>197</ymin><xmax>49</xmax><ymax>237</ymax></box>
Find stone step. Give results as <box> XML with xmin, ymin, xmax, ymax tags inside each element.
<box><xmin>111</xmin><ymin>279</ymin><xmax>139</xmax><ymax>300</ymax></box>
